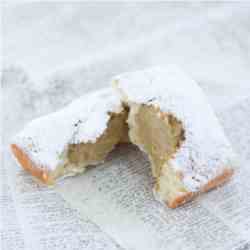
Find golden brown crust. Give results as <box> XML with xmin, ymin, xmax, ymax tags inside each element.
<box><xmin>167</xmin><ymin>167</ymin><xmax>234</xmax><ymax>208</ymax></box>
<box><xmin>167</xmin><ymin>192</ymin><xmax>195</xmax><ymax>208</ymax></box>
<box><xmin>202</xmin><ymin>167</ymin><xmax>234</xmax><ymax>192</ymax></box>
<box><xmin>11</xmin><ymin>144</ymin><xmax>53</xmax><ymax>185</ymax></box>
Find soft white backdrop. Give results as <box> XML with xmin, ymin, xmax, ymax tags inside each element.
<box><xmin>3</xmin><ymin>3</ymin><xmax>250</xmax><ymax>91</ymax></box>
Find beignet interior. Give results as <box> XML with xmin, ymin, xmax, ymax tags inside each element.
<box><xmin>127</xmin><ymin>103</ymin><xmax>188</xmax><ymax>206</ymax></box>
<box><xmin>51</xmin><ymin>110</ymin><xmax>129</xmax><ymax>180</ymax></box>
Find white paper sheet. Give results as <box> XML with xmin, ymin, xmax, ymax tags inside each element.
<box><xmin>3</xmin><ymin>67</ymin><xmax>250</xmax><ymax>250</ymax></box>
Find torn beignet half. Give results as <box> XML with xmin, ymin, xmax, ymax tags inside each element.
<box><xmin>11</xmin><ymin>88</ymin><xmax>128</xmax><ymax>185</ymax></box>
<box><xmin>112</xmin><ymin>66</ymin><xmax>235</xmax><ymax>208</ymax></box>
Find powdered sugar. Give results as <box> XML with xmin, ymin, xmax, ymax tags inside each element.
<box><xmin>12</xmin><ymin>66</ymin><xmax>235</xmax><ymax>189</ymax></box>
<box><xmin>12</xmin><ymin>88</ymin><xmax>123</xmax><ymax>171</ymax></box>
<box><xmin>112</xmin><ymin>65</ymin><xmax>235</xmax><ymax>192</ymax></box>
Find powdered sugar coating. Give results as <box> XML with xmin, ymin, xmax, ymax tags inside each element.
<box><xmin>12</xmin><ymin>88</ymin><xmax>123</xmax><ymax>172</ymax></box>
<box><xmin>112</xmin><ymin>65</ymin><xmax>235</xmax><ymax>192</ymax></box>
